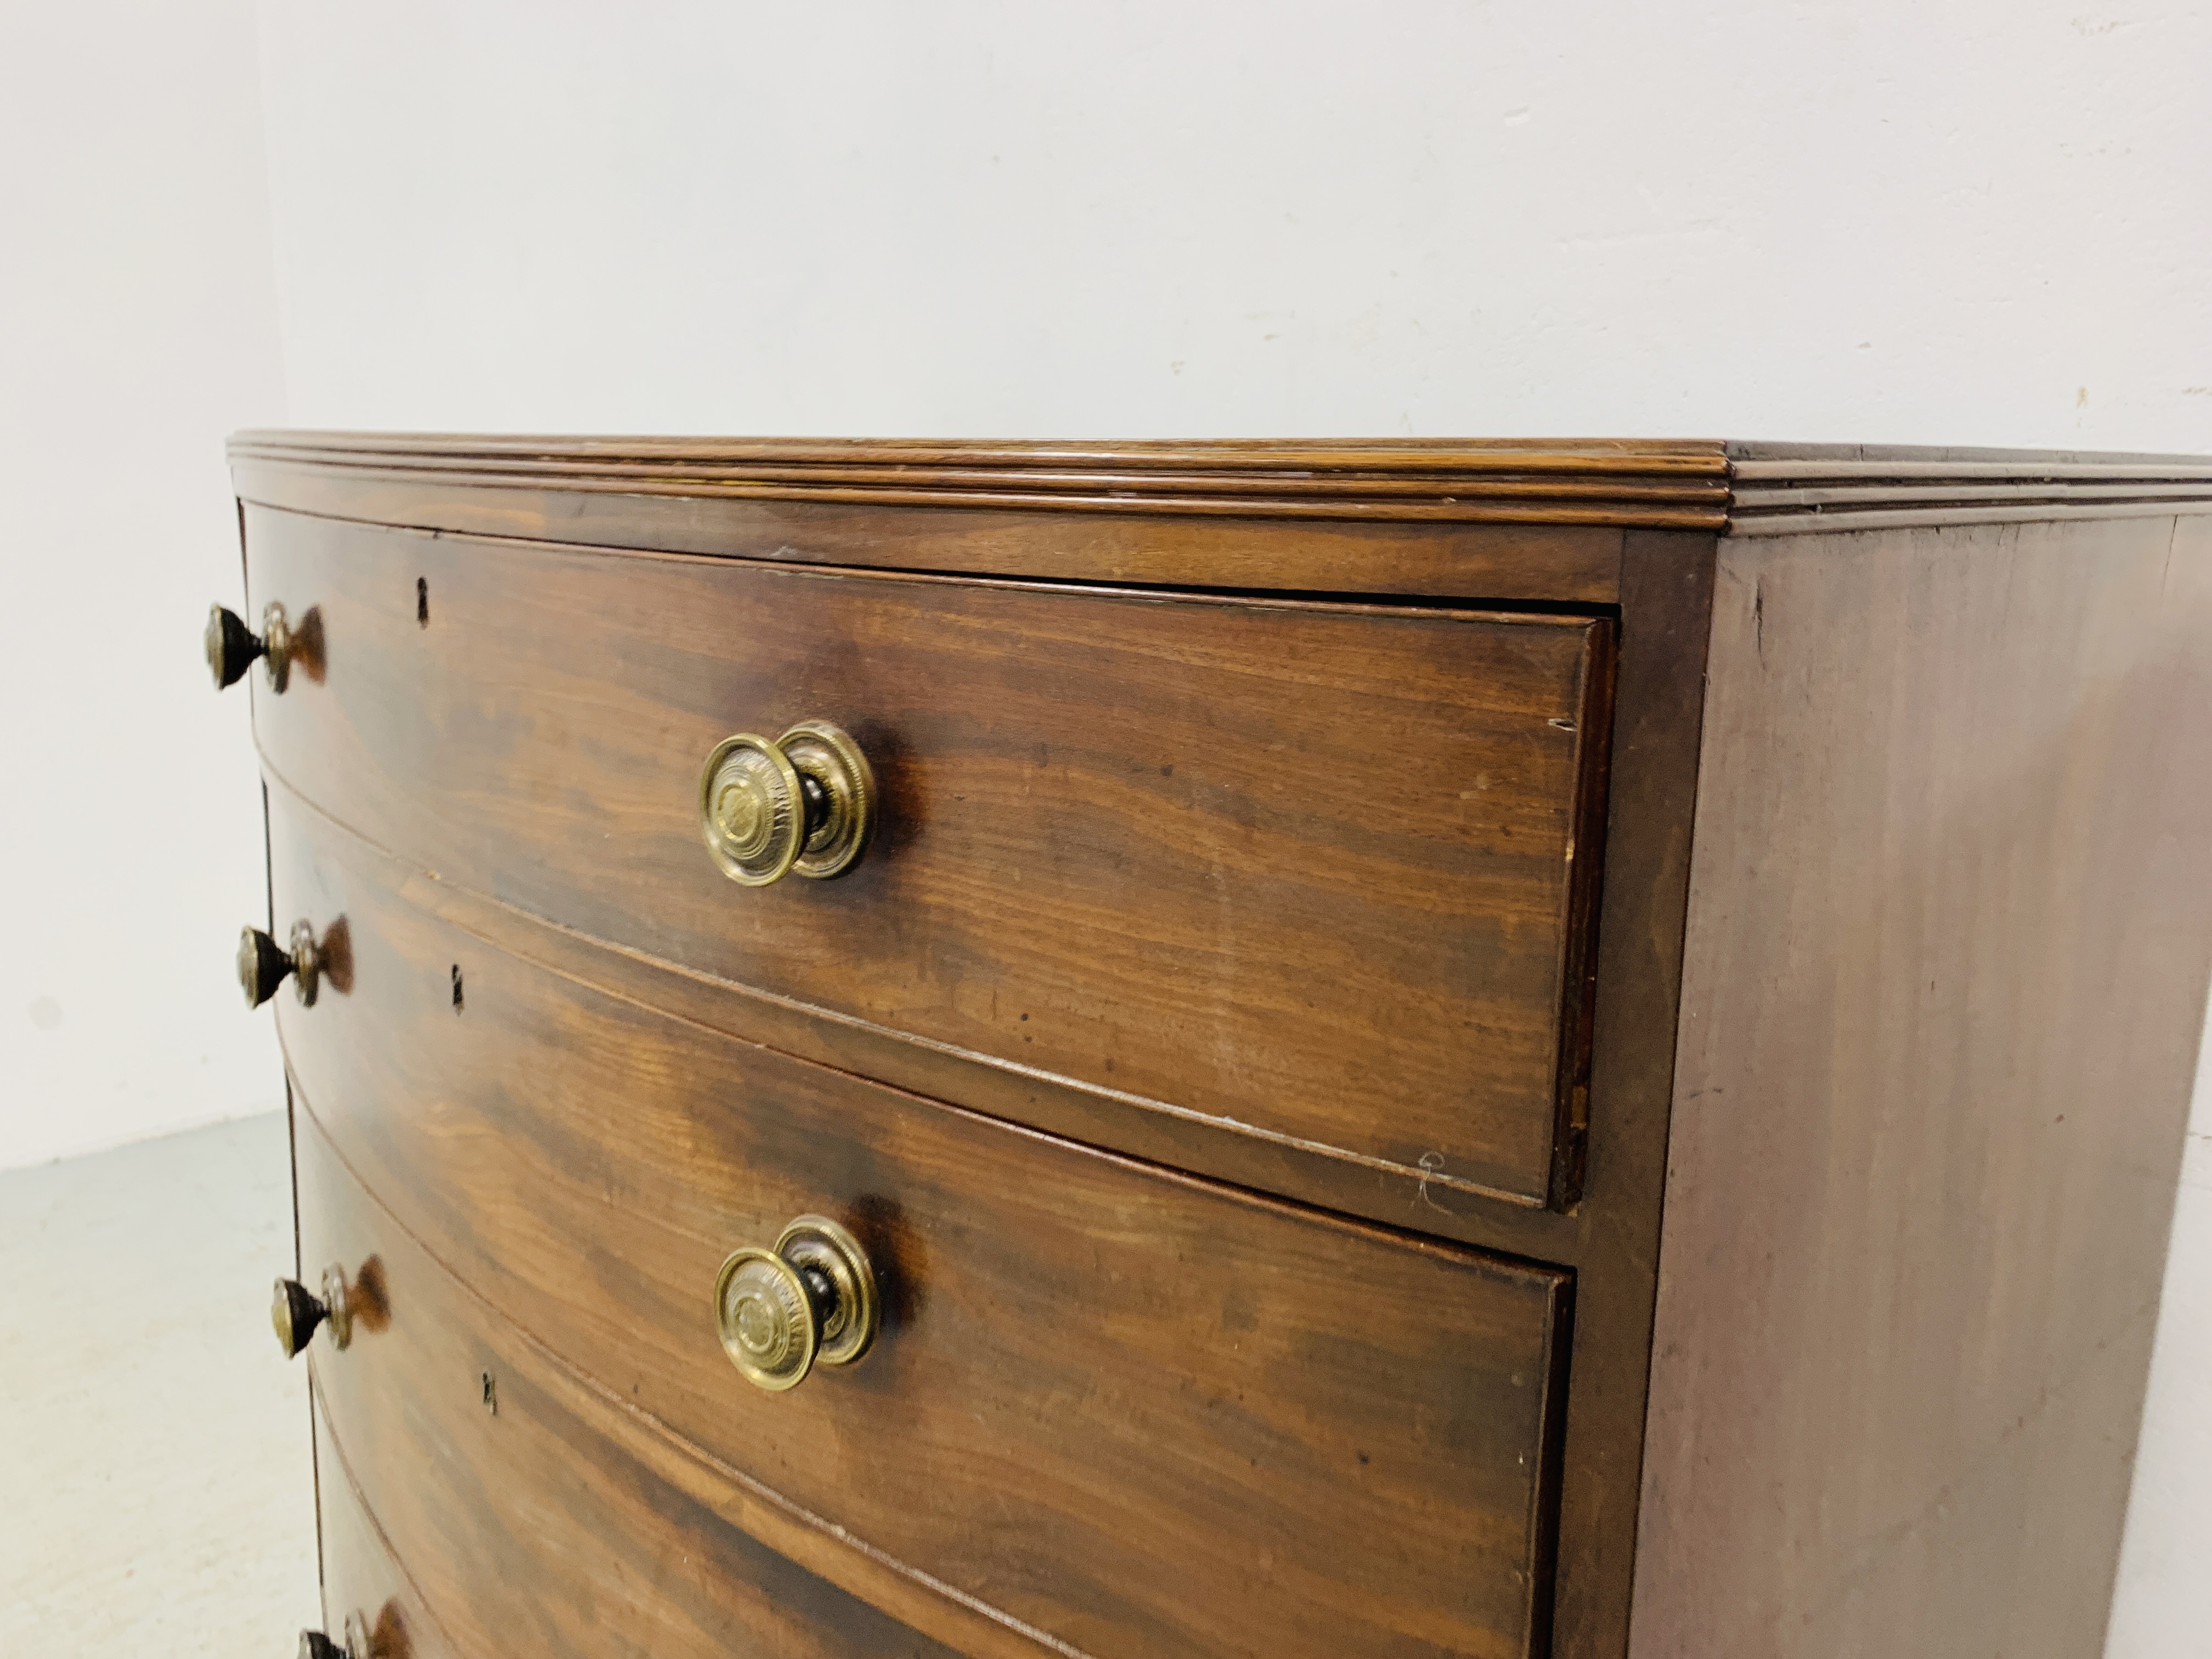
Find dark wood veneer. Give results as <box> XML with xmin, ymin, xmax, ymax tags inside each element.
<box><xmin>314</xmin><ymin>1406</ymin><xmax>459</xmax><ymax>1659</ymax></box>
<box><xmin>1630</xmin><ymin>511</ymin><xmax>2212</xmax><ymax>1658</ymax></box>
<box><xmin>247</xmin><ymin>506</ymin><xmax>1613</xmax><ymax>1211</ymax></box>
<box><xmin>233</xmin><ymin>432</ymin><xmax>2212</xmax><ymax>1659</ymax></box>
<box><xmin>277</xmin><ymin>789</ymin><xmax>1574</xmax><ymax>1659</ymax></box>
<box><xmin>302</xmin><ymin>1125</ymin><xmax>981</xmax><ymax>1659</ymax></box>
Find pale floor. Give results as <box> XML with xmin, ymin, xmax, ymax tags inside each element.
<box><xmin>0</xmin><ymin>1111</ymin><xmax>2202</xmax><ymax>1656</ymax></box>
<box><xmin>0</xmin><ymin>1113</ymin><xmax>319</xmax><ymax>1656</ymax></box>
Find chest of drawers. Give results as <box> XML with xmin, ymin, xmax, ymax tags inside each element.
<box><xmin>219</xmin><ymin>436</ymin><xmax>2212</xmax><ymax>1659</ymax></box>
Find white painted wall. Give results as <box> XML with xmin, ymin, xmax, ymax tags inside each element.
<box><xmin>4</xmin><ymin>0</ymin><xmax>2204</xmax><ymax>1647</ymax></box>
<box><xmin>253</xmin><ymin>0</ymin><xmax>2212</xmax><ymax>449</ymax></box>
<box><xmin>0</xmin><ymin>0</ymin><xmax>286</xmax><ymax>1170</ymax></box>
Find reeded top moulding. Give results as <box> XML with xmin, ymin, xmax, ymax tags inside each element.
<box><xmin>232</xmin><ymin>432</ymin><xmax>2212</xmax><ymax>529</ymax></box>
<box><xmin>228</xmin><ymin>432</ymin><xmax>2212</xmax><ymax>603</ymax></box>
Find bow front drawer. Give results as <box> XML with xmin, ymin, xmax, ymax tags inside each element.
<box><xmin>246</xmin><ymin>505</ymin><xmax>1612</xmax><ymax>1209</ymax></box>
<box><xmin>276</xmin><ymin>795</ymin><xmax>1575</xmax><ymax>1659</ymax></box>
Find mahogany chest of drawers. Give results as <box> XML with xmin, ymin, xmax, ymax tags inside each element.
<box><xmin>217</xmin><ymin>435</ymin><xmax>2212</xmax><ymax>1659</ymax></box>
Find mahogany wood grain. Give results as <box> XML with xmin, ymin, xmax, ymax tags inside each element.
<box><xmin>1632</xmin><ymin>512</ymin><xmax>2212</xmax><ymax>1658</ymax></box>
<box><xmin>1539</xmin><ymin>531</ymin><xmax>1716</xmax><ymax>1659</ymax></box>
<box><xmin>315</xmin><ymin>1409</ymin><xmax>461</xmax><ymax>1659</ymax></box>
<box><xmin>232</xmin><ymin>432</ymin><xmax>2212</xmax><ymax>1659</ymax></box>
<box><xmin>299</xmin><ymin>1126</ymin><xmax>981</xmax><ymax>1659</ymax></box>
<box><xmin>228</xmin><ymin>434</ymin><xmax>1731</xmax><ymax>550</ymax></box>
<box><xmin>232</xmin><ymin>471</ymin><xmax>1633</xmax><ymax>602</ymax></box>
<box><xmin>263</xmin><ymin>763</ymin><xmax>1595</xmax><ymax>1262</ymax></box>
<box><xmin>251</xmin><ymin>524</ymin><xmax>1721</xmax><ymax>1659</ymax></box>
<box><xmin>225</xmin><ymin>436</ymin><xmax>2212</xmax><ymax>574</ymax></box>
<box><xmin>245</xmin><ymin>505</ymin><xmax>1613</xmax><ymax>1210</ymax></box>
<box><xmin>273</xmin><ymin>794</ymin><xmax>1575</xmax><ymax>1659</ymax></box>
<box><xmin>230</xmin><ymin>431</ymin><xmax>1734</xmax><ymax>475</ymax></box>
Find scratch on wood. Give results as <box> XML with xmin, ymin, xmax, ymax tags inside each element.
<box><xmin>1415</xmin><ymin>1152</ymin><xmax>1448</xmax><ymax>1211</ymax></box>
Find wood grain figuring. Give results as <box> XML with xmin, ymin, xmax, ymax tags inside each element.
<box><xmin>262</xmin><ymin>762</ymin><xmax>1606</xmax><ymax>1267</ymax></box>
<box><xmin>254</xmin><ymin>624</ymin><xmax>1715</xmax><ymax>1659</ymax></box>
<box><xmin>315</xmin><ymin>1410</ymin><xmax>461</xmax><ymax>1659</ymax></box>
<box><xmin>247</xmin><ymin>523</ymin><xmax>1722</xmax><ymax>1659</ymax></box>
<box><xmin>232</xmin><ymin>473</ymin><xmax>1633</xmax><ymax>603</ymax></box>
<box><xmin>227</xmin><ymin>430</ymin><xmax>2212</xmax><ymax>1659</ymax></box>
<box><xmin>228</xmin><ymin>434</ymin><xmax>1726</xmax><ymax>606</ymax></box>
<box><xmin>1540</xmin><ymin>532</ymin><xmax>1716</xmax><ymax>1659</ymax></box>
<box><xmin>246</xmin><ymin>506</ymin><xmax>1613</xmax><ymax>1210</ymax></box>
<box><xmin>271</xmin><ymin>793</ymin><xmax>1575</xmax><ymax>1659</ymax></box>
<box><xmin>230</xmin><ymin>432</ymin><xmax>1734</xmax><ymax>527</ymax></box>
<box><xmin>299</xmin><ymin>1125</ymin><xmax>982</xmax><ymax>1659</ymax></box>
<box><xmin>1631</xmin><ymin>513</ymin><xmax>2212</xmax><ymax>1658</ymax></box>
<box><xmin>225</xmin><ymin>435</ymin><xmax>2212</xmax><ymax>563</ymax></box>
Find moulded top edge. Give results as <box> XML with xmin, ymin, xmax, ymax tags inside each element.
<box><xmin>226</xmin><ymin>431</ymin><xmax>2212</xmax><ymax>535</ymax></box>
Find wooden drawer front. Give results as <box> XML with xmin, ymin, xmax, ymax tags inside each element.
<box><xmin>275</xmin><ymin>800</ymin><xmax>1575</xmax><ymax>1659</ymax></box>
<box><xmin>247</xmin><ymin>505</ymin><xmax>1611</xmax><ymax>1209</ymax></box>
<box><xmin>314</xmin><ymin>1410</ymin><xmax>460</xmax><ymax>1659</ymax></box>
<box><xmin>301</xmin><ymin>1126</ymin><xmax>985</xmax><ymax>1659</ymax></box>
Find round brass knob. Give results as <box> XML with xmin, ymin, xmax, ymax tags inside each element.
<box><xmin>698</xmin><ymin>721</ymin><xmax>874</xmax><ymax>887</ymax></box>
<box><xmin>298</xmin><ymin>1621</ymin><xmax>370</xmax><ymax>1659</ymax></box>
<box><xmin>239</xmin><ymin>921</ymin><xmax>323</xmax><ymax>1008</ymax></box>
<box><xmin>206</xmin><ymin>601</ymin><xmax>295</xmax><ymax>692</ymax></box>
<box><xmin>272</xmin><ymin>1266</ymin><xmax>352</xmax><ymax>1358</ymax></box>
<box><xmin>713</xmin><ymin>1216</ymin><xmax>878</xmax><ymax>1392</ymax></box>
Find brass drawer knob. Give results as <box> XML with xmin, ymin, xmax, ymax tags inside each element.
<box><xmin>298</xmin><ymin>1617</ymin><xmax>373</xmax><ymax>1659</ymax></box>
<box><xmin>713</xmin><ymin>1216</ymin><xmax>878</xmax><ymax>1392</ymax></box>
<box><xmin>239</xmin><ymin>921</ymin><xmax>324</xmax><ymax>1008</ymax></box>
<box><xmin>206</xmin><ymin>601</ymin><xmax>296</xmax><ymax>692</ymax></box>
<box><xmin>698</xmin><ymin>721</ymin><xmax>875</xmax><ymax>887</ymax></box>
<box><xmin>272</xmin><ymin>1266</ymin><xmax>352</xmax><ymax>1358</ymax></box>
